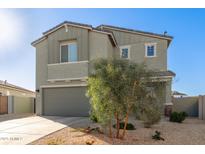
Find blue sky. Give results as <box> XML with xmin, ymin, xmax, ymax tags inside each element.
<box><xmin>0</xmin><ymin>8</ymin><xmax>204</xmax><ymax>95</ymax></box>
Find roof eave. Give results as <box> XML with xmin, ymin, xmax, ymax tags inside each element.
<box><xmin>92</xmin><ymin>29</ymin><xmax>118</xmax><ymax>47</ymax></box>
<box><xmin>98</xmin><ymin>25</ymin><xmax>173</xmax><ymax>41</ymax></box>
<box><xmin>32</xmin><ymin>21</ymin><xmax>93</xmax><ymax>46</ymax></box>
<box><xmin>0</xmin><ymin>83</ymin><xmax>35</xmax><ymax>94</ymax></box>
<box><xmin>32</xmin><ymin>24</ymin><xmax>118</xmax><ymax>47</ymax></box>
<box><xmin>31</xmin><ymin>36</ymin><xmax>47</xmax><ymax>46</ymax></box>
<box><xmin>43</xmin><ymin>22</ymin><xmax>92</xmax><ymax>36</ymax></box>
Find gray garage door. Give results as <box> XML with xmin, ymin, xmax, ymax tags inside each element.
<box><xmin>43</xmin><ymin>86</ymin><xmax>90</xmax><ymax>116</ymax></box>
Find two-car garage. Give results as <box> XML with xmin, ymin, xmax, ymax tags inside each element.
<box><xmin>42</xmin><ymin>86</ymin><xmax>90</xmax><ymax>116</ymax></box>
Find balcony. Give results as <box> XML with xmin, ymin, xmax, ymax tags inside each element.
<box><xmin>47</xmin><ymin>61</ymin><xmax>89</xmax><ymax>81</ymax></box>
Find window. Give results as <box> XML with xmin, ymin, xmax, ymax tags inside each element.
<box><xmin>145</xmin><ymin>43</ymin><xmax>157</xmax><ymax>57</ymax></box>
<box><xmin>60</xmin><ymin>41</ymin><xmax>77</xmax><ymax>63</ymax></box>
<box><xmin>120</xmin><ymin>46</ymin><xmax>130</xmax><ymax>59</ymax></box>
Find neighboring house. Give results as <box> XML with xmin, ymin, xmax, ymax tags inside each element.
<box><xmin>172</xmin><ymin>90</ymin><xmax>187</xmax><ymax>98</ymax></box>
<box><xmin>0</xmin><ymin>80</ymin><xmax>35</xmax><ymax>115</ymax></box>
<box><xmin>0</xmin><ymin>80</ymin><xmax>35</xmax><ymax>97</ymax></box>
<box><xmin>32</xmin><ymin>21</ymin><xmax>175</xmax><ymax>116</ymax></box>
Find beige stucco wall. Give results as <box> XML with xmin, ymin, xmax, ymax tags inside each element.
<box><xmin>89</xmin><ymin>31</ymin><xmax>112</xmax><ymax>60</ymax></box>
<box><xmin>13</xmin><ymin>96</ymin><xmax>35</xmax><ymax>113</ymax></box>
<box><xmin>47</xmin><ymin>26</ymin><xmax>89</xmax><ymax>64</ymax></box>
<box><xmin>88</xmin><ymin>31</ymin><xmax>117</xmax><ymax>74</ymax></box>
<box><xmin>7</xmin><ymin>96</ymin><xmax>35</xmax><ymax>114</ymax></box>
<box><xmin>35</xmin><ymin>28</ymin><xmax>114</xmax><ymax>86</ymax></box>
<box><xmin>35</xmin><ymin>28</ymin><xmax>114</xmax><ymax>90</ymax></box>
<box><xmin>36</xmin><ymin>39</ymin><xmax>48</xmax><ymax>114</ymax></box>
<box><xmin>107</xmin><ymin>36</ymin><xmax>116</xmax><ymax>58</ymax></box>
<box><xmin>165</xmin><ymin>80</ymin><xmax>172</xmax><ymax>105</ymax></box>
<box><xmin>198</xmin><ymin>95</ymin><xmax>205</xmax><ymax>119</ymax></box>
<box><xmin>104</xmin><ymin>29</ymin><xmax>168</xmax><ymax>71</ymax></box>
<box><xmin>172</xmin><ymin>96</ymin><xmax>198</xmax><ymax>117</ymax></box>
<box><xmin>36</xmin><ymin>39</ymin><xmax>48</xmax><ymax>89</ymax></box>
<box><xmin>47</xmin><ymin>61</ymin><xmax>88</xmax><ymax>80</ymax></box>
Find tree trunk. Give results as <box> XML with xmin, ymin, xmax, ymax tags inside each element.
<box><xmin>109</xmin><ymin>119</ymin><xmax>112</xmax><ymax>138</ymax></box>
<box><xmin>115</xmin><ymin>113</ymin><xmax>120</xmax><ymax>138</ymax></box>
<box><xmin>109</xmin><ymin>119</ymin><xmax>115</xmax><ymax>144</ymax></box>
<box><xmin>121</xmin><ymin>81</ymin><xmax>137</xmax><ymax>139</ymax></box>
<box><xmin>121</xmin><ymin>112</ymin><xmax>129</xmax><ymax>139</ymax></box>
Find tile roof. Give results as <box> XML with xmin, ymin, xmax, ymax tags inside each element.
<box><xmin>42</xmin><ymin>21</ymin><xmax>93</xmax><ymax>35</ymax></box>
<box><xmin>0</xmin><ymin>80</ymin><xmax>35</xmax><ymax>94</ymax></box>
<box><xmin>32</xmin><ymin>21</ymin><xmax>173</xmax><ymax>46</ymax></box>
<box><xmin>172</xmin><ymin>91</ymin><xmax>187</xmax><ymax>96</ymax></box>
<box><xmin>31</xmin><ymin>21</ymin><xmax>117</xmax><ymax>46</ymax></box>
<box><xmin>31</xmin><ymin>36</ymin><xmax>46</xmax><ymax>46</ymax></box>
<box><xmin>97</xmin><ymin>24</ymin><xmax>173</xmax><ymax>40</ymax></box>
<box><xmin>153</xmin><ymin>70</ymin><xmax>176</xmax><ymax>77</ymax></box>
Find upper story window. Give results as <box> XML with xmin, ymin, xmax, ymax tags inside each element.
<box><xmin>60</xmin><ymin>41</ymin><xmax>77</xmax><ymax>63</ymax></box>
<box><xmin>145</xmin><ymin>43</ymin><xmax>157</xmax><ymax>57</ymax></box>
<box><xmin>120</xmin><ymin>46</ymin><xmax>130</xmax><ymax>59</ymax></box>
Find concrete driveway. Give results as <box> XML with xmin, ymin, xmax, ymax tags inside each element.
<box><xmin>0</xmin><ymin>115</ymin><xmax>87</xmax><ymax>145</ymax></box>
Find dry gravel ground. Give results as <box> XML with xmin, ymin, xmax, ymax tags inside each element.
<box><xmin>31</xmin><ymin>118</ymin><xmax>205</xmax><ymax>145</ymax></box>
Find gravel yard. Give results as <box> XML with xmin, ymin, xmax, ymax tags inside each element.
<box><xmin>31</xmin><ymin>118</ymin><xmax>205</xmax><ymax>145</ymax></box>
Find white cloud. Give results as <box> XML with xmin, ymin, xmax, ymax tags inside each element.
<box><xmin>0</xmin><ymin>9</ymin><xmax>25</xmax><ymax>55</ymax></box>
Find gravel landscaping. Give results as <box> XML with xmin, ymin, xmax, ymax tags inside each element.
<box><xmin>31</xmin><ymin>118</ymin><xmax>205</xmax><ymax>145</ymax></box>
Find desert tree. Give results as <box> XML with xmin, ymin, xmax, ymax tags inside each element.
<box><xmin>87</xmin><ymin>58</ymin><xmax>165</xmax><ymax>139</ymax></box>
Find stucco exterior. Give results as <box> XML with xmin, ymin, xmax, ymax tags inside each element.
<box><xmin>100</xmin><ymin>27</ymin><xmax>168</xmax><ymax>71</ymax></box>
<box><xmin>172</xmin><ymin>96</ymin><xmax>198</xmax><ymax>117</ymax></box>
<box><xmin>13</xmin><ymin>96</ymin><xmax>35</xmax><ymax>114</ymax></box>
<box><xmin>0</xmin><ymin>81</ymin><xmax>35</xmax><ymax>98</ymax></box>
<box><xmin>7</xmin><ymin>96</ymin><xmax>35</xmax><ymax>114</ymax></box>
<box><xmin>47</xmin><ymin>61</ymin><xmax>88</xmax><ymax>80</ymax></box>
<box><xmin>32</xmin><ymin>21</ymin><xmax>174</xmax><ymax>116</ymax></box>
<box><xmin>47</xmin><ymin>26</ymin><xmax>89</xmax><ymax>64</ymax></box>
<box><xmin>89</xmin><ymin>31</ymin><xmax>115</xmax><ymax>60</ymax></box>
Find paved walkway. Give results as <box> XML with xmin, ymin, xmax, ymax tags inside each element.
<box><xmin>0</xmin><ymin>115</ymin><xmax>87</xmax><ymax>145</ymax></box>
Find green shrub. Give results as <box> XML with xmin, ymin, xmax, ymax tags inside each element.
<box><xmin>113</xmin><ymin>122</ymin><xmax>136</xmax><ymax>130</ymax></box>
<box><xmin>152</xmin><ymin>130</ymin><xmax>164</xmax><ymax>141</ymax></box>
<box><xmin>89</xmin><ymin>110</ymin><xmax>98</xmax><ymax>123</ymax></box>
<box><xmin>169</xmin><ymin>111</ymin><xmax>188</xmax><ymax>123</ymax></box>
<box><xmin>181</xmin><ymin>111</ymin><xmax>188</xmax><ymax>117</ymax></box>
<box><xmin>141</xmin><ymin>105</ymin><xmax>161</xmax><ymax>128</ymax></box>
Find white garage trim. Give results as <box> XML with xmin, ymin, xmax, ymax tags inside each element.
<box><xmin>47</xmin><ymin>60</ymin><xmax>89</xmax><ymax>66</ymax></box>
<box><xmin>40</xmin><ymin>83</ymin><xmax>87</xmax><ymax>89</ymax></box>
<box><xmin>47</xmin><ymin>77</ymin><xmax>88</xmax><ymax>82</ymax></box>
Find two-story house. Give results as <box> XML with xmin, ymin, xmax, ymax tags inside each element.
<box><xmin>32</xmin><ymin>21</ymin><xmax>175</xmax><ymax>116</ymax></box>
